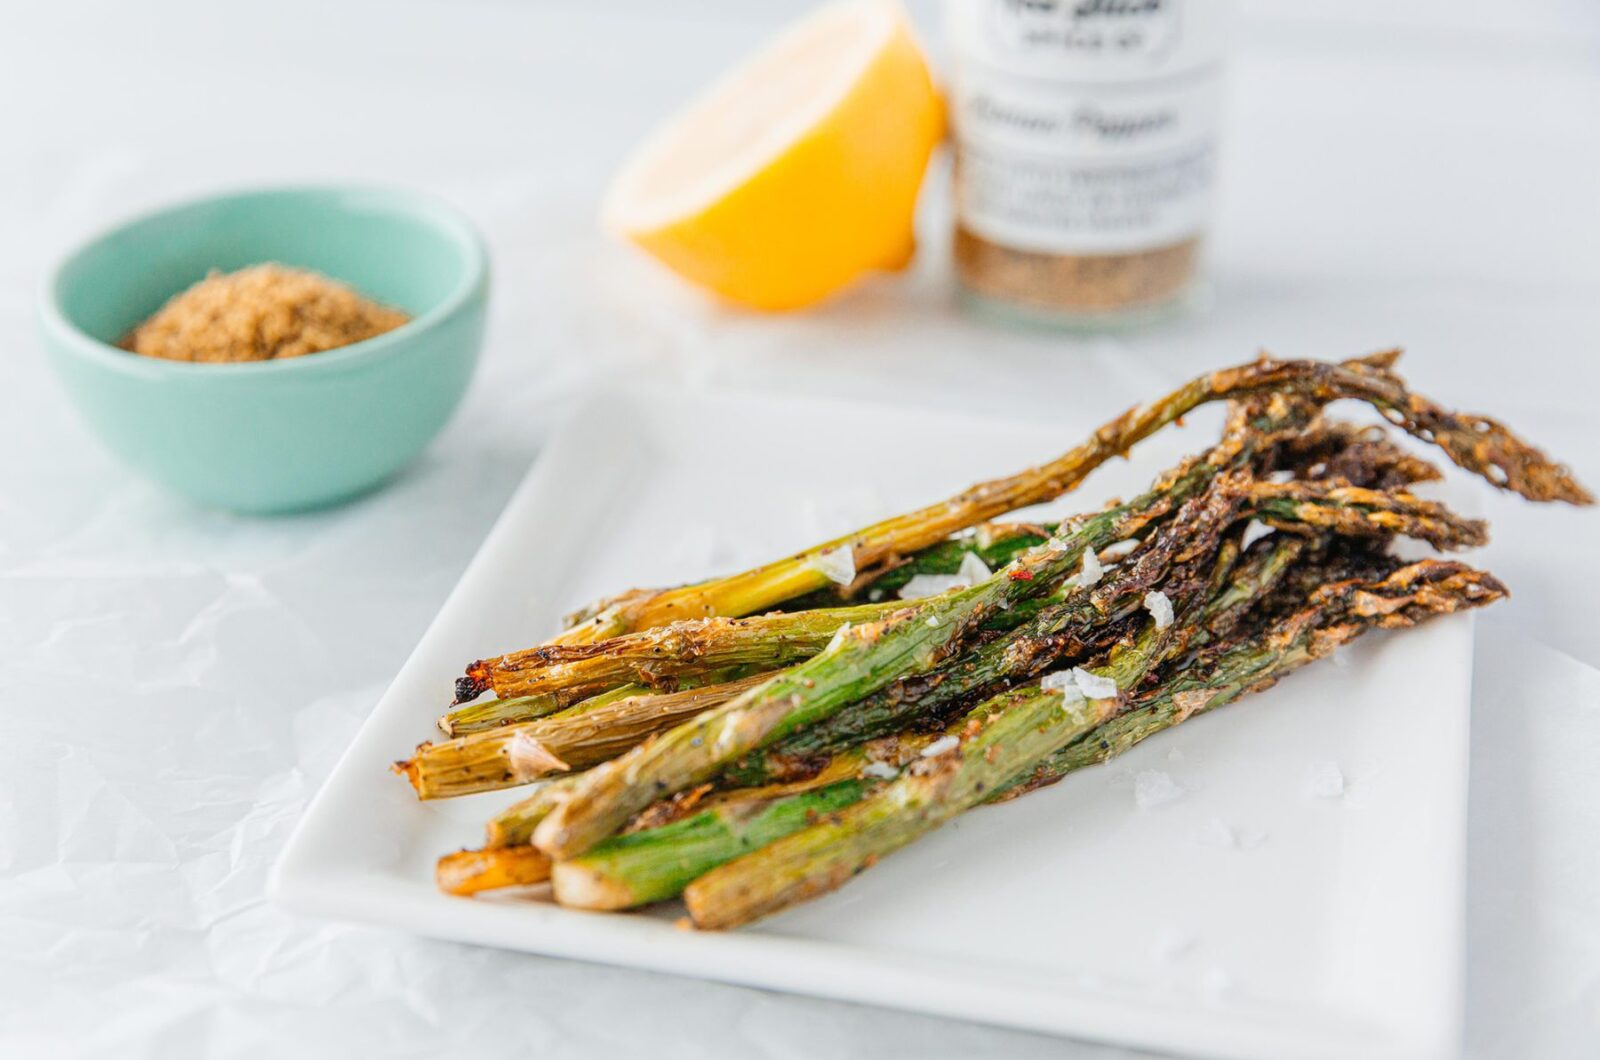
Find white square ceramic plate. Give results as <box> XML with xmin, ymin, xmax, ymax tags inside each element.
<box><xmin>272</xmin><ymin>385</ymin><xmax>1471</xmax><ymax>1060</ymax></box>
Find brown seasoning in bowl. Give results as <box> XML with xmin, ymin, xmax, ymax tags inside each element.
<box><xmin>121</xmin><ymin>264</ymin><xmax>410</xmax><ymax>363</ymax></box>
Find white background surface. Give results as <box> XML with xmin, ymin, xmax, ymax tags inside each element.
<box><xmin>3</xmin><ymin>2</ymin><xmax>1598</xmax><ymax>1057</ymax></box>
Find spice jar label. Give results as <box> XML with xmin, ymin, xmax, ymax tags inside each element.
<box><xmin>946</xmin><ymin>0</ymin><xmax>1227</xmax><ymax>256</ymax></box>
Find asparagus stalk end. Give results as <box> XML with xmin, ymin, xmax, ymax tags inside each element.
<box><xmin>436</xmin><ymin>846</ymin><xmax>551</xmax><ymax>896</ymax></box>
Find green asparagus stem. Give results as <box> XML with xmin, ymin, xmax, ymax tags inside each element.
<box><xmin>445</xmin><ymin>667</ymin><xmax>761</xmax><ymax>736</ymax></box>
<box><xmin>551</xmin><ymin>780</ymin><xmax>871</xmax><ymax>910</ymax></box>
<box><xmin>451</xmin><ymin>537</ymin><xmax>1473</xmax><ymax>898</ymax></box>
<box><xmin>681</xmin><ymin>617</ymin><xmax>1176</xmax><ymax>930</ymax></box>
<box><xmin>531</xmin><ymin>533</ymin><xmax>1292</xmax><ymax>897</ymax></box>
<box><xmin>542</xmin><ymin>550</ymin><xmax>1485</xmax><ymax>911</ymax></box>
<box><xmin>440</xmin><ymin>681</ymin><xmax>652</xmax><ymax>736</ymax></box>
<box><xmin>719</xmin><ymin>533</ymin><xmax>1357</xmax><ymax>797</ymax></box>
<box><xmin>438</xmin><ymin>689</ymin><xmax>607</xmax><ymax>736</ymax></box>
<box><xmin>459</xmin><ymin>747</ymin><xmax>899</xmax><ymax>896</ymax></box>
<box><xmin>529</xmin><ymin>455</ymin><xmax>1227</xmax><ymax>860</ymax></box>
<box><xmin>562</xmin><ymin>523</ymin><xmax>1056</xmax><ymax>631</ymax></box>
<box><xmin>484</xmin><ymin>777</ymin><xmax>576</xmax><ymax>848</ymax></box>
<box><xmin>399</xmin><ymin>672</ymin><xmax>778</xmax><ymax>799</ymax></box>
<box><xmin>1002</xmin><ymin>558</ymin><xmax>1508</xmax><ymax>797</ymax></box>
<box><xmin>548</xmin><ymin>520</ymin><xmax>1263</xmax><ymax>908</ymax></box>
<box><xmin>481</xmin><ymin>591</ymin><xmax>1081</xmax><ymax>741</ymax></box>
<box><xmin>721</xmin><ymin>467</ymin><xmax>1482</xmax><ymax>789</ymax></box>
<box><xmin>683</xmin><ymin>558</ymin><xmax>1507</xmax><ymax>929</ymax></box>
<box><xmin>534</xmin><ymin>351</ymin><xmax>1589</xmax><ymax>651</ymax></box>
<box><xmin>464</xmin><ymin>601</ymin><xmax>907</xmax><ymax>703</ymax></box>
<box><xmin>544</xmin><ymin>543</ymin><xmax>1290</xmax><ymax>908</ymax></box>
<box><xmin>718</xmin><ymin>474</ymin><xmax>1256</xmax><ymax>784</ymax></box>
<box><xmin>784</xmin><ymin>522</ymin><xmax>1054</xmax><ymax>609</ymax></box>
<box><xmin>1246</xmin><ymin>481</ymin><xmax>1487</xmax><ymax>551</ymax></box>
<box><xmin>484</xmin><ymin>738</ymin><xmax>888</xmax><ymax>849</ymax></box>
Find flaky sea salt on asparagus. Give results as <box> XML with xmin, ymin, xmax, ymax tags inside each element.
<box><xmin>898</xmin><ymin>574</ymin><xmax>962</xmax><ymax>600</ymax></box>
<box><xmin>1102</xmin><ymin>539</ymin><xmax>1140</xmax><ymax>560</ymax></box>
<box><xmin>506</xmin><ymin>730</ymin><xmax>569</xmax><ymax>780</ymax></box>
<box><xmin>919</xmin><ymin>735</ymin><xmax>960</xmax><ymax>757</ymax></box>
<box><xmin>1078</xmin><ymin>547</ymin><xmax>1104</xmax><ymax>588</ymax></box>
<box><xmin>1144</xmin><ymin>590</ymin><xmax>1174</xmax><ymax>630</ymax></box>
<box><xmin>1072</xmin><ymin>667</ymin><xmax>1119</xmax><ymax>700</ymax></box>
<box><xmin>957</xmin><ymin>551</ymin><xmax>992</xmax><ymax>585</ymax></box>
<box><xmin>1039</xmin><ymin>670</ymin><xmax>1087</xmax><ymax>700</ymax></box>
<box><xmin>1241</xmin><ymin>519</ymin><xmax>1275</xmax><ymax>549</ymax></box>
<box><xmin>898</xmin><ymin>551</ymin><xmax>993</xmax><ymax>600</ymax></box>
<box><xmin>810</xmin><ymin>545</ymin><xmax>856</xmax><ymax>586</ymax></box>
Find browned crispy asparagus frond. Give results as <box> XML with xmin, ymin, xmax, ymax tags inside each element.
<box><xmin>1301</xmin><ymin>557</ymin><xmax>1508</xmax><ymax>636</ymax></box>
<box><xmin>1333</xmin><ymin>359</ymin><xmax>1592</xmax><ymax>505</ymax></box>
<box><xmin>1269</xmin><ymin>420</ymin><xmax>1444</xmax><ymax>490</ymax></box>
<box><xmin>511</xmin><ymin>352</ymin><xmax>1586</xmax><ymax>665</ymax></box>
<box><xmin>1247</xmin><ymin>481</ymin><xmax>1489</xmax><ymax>551</ymax></box>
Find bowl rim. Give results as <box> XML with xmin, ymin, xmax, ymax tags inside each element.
<box><xmin>37</xmin><ymin>183</ymin><xmax>490</xmax><ymax>379</ymax></box>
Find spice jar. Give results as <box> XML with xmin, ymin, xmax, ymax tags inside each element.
<box><xmin>945</xmin><ymin>0</ymin><xmax>1228</xmax><ymax>328</ymax></box>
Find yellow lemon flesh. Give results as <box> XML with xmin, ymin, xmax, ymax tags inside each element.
<box><xmin>602</xmin><ymin>0</ymin><xmax>943</xmax><ymax>312</ymax></box>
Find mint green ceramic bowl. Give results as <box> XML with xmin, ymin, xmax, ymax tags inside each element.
<box><xmin>38</xmin><ymin>186</ymin><xmax>489</xmax><ymax>513</ymax></box>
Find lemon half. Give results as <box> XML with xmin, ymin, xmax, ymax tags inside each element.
<box><xmin>602</xmin><ymin>0</ymin><xmax>943</xmax><ymax>311</ymax></box>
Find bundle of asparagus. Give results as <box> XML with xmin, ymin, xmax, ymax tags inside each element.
<box><xmin>396</xmin><ymin>353</ymin><xmax>1589</xmax><ymax>929</ymax></box>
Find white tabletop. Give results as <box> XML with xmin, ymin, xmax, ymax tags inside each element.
<box><xmin>4</xmin><ymin>2</ymin><xmax>1598</xmax><ymax>1057</ymax></box>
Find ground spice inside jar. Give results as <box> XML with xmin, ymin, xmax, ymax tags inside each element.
<box><xmin>953</xmin><ymin>229</ymin><xmax>1200</xmax><ymax>316</ymax></box>
<box><xmin>121</xmin><ymin>264</ymin><xmax>410</xmax><ymax>363</ymax></box>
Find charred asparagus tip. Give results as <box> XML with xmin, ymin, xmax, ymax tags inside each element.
<box><xmin>454</xmin><ymin>673</ymin><xmax>489</xmax><ymax>705</ymax></box>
